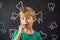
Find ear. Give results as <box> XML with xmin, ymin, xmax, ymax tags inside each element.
<box><xmin>33</xmin><ymin>18</ymin><xmax>36</xmax><ymax>23</ymax></box>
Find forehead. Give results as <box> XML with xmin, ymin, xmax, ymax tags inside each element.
<box><xmin>20</xmin><ymin>12</ymin><xmax>32</xmax><ymax>18</ymax></box>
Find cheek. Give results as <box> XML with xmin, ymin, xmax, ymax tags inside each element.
<box><xmin>20</xmin><ymin>19</ymin><xmax>24</xmax><ymax>24</ymax></box>
<box><xmin>28</xmin><ymin>19</ymin><xmax>34</xmax><ymax>23</ymax></box>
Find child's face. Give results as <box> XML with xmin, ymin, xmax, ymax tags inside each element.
<box><xmin>20</xmin><ymin>15</ymin><xmax>34</xmax><ymax>29</ymax></box>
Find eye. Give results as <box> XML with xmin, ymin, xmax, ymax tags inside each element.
<box><xmin>21</xmin><ymin>18</ymin><xmax>24</xmax><ymax>20</ymax></box>
<box><xmin>27</xmin><ymin>17</ymin><xmax>30</xmax><ymax>19</ymax></box>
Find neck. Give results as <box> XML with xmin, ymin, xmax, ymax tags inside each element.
<box><xmin>24</xmin><ymin>28</ymin><xmax>34</xmax><ymax>34</ymax></box>
<box><xmin>24</xmin><ymin>26</ymin><xmax>33</xmax><ymax>32</ymax></box>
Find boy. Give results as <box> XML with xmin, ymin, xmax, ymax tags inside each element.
<box><xmin>11</xmin><ymin>7</ymin><xmax>42</xmax><ymax>40</ymax></box>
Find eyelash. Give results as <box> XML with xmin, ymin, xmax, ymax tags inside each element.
<box><xmin>27</xmin><ymin>17</ymin><xmax>30</xmax><ymax>19</ymax></box>
<box><xmin>22</xmin><ymin>18</ymin><xmax>24</xmax><ymax>19</ymax></box>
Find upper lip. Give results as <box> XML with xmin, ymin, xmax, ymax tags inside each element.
<box><xmin>25</xmin><ymin>23</ymin><xmax>28</xmax><ymax>25</ymax></box>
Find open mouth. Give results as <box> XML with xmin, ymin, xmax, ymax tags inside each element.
<box><xmin>24</xmin><ymin>24</ymin><xmax>29</xmax><ymax>26</ymax></box>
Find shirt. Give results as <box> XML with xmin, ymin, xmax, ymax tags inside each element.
<box><xmin>11</xmin><ymin>29</ymin><xmax>42</xmax><ymax>40</ymax></box>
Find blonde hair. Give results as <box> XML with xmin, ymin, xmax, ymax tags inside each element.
<box><xmin>19</xmin><ymin>7</ymin><xmax>36</xmax><ymax>21</ymax></box>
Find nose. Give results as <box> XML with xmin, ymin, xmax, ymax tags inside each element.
<box><xmin>24</xmin><ymin>18</ymin><xmax>28</xmax><ymax>23</ymax></box>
